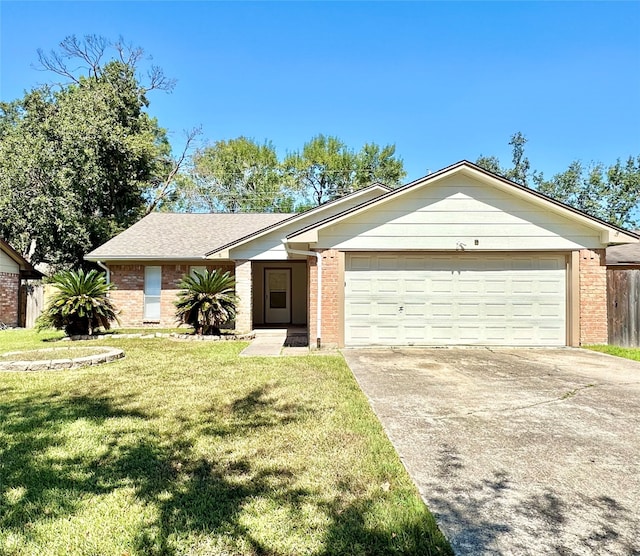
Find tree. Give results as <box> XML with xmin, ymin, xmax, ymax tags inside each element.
<box><xmin>355</xmin><ymin>143</ymin><xmax>406</xmax><ymax>188</ymax></box>
<box><xmin>533</xmin><ymin>157</ymin><xmax>640</xmax><ymax>227</ymax></box>
<box><xmin>0</xmin><ymin>35</ymin><xmax>179</xmax><ymax>269</ymax></box>
<box><xmin>284</xmin><ymin>135</ymin><xmax>356</xmax><ymax>206</ymax></box>
<box><xmin>284</xmin><ymin>135</ymin><xmax>406</xmax><ymax>206</ymax></box>
<box><xmin>36</xmin><ymin>269</ymin><xmax>119</xmax><ymax>336</ymax></box>
<box><xmin>175</xmin><ymin>270</ymin><xmax>238</xmax><ymax>335</ymax></box>
<box><xmin>477</xmin><ymin>132</ymin><xmax>640</xmax><ymax>227</ymax></box>
<box><xmin>476</xmin><ymin>132</ymin><xmax>530</xmax><ymax>185</ymax></box>
<box><xmin>506</xmin><ymin>131</ymin><xmax>530</xmax><ymax>186</ymax></box>
<box><xmin>188</xmin><ymin>137</ymin><xmax>295</xmax><ymax>213</ymax></box>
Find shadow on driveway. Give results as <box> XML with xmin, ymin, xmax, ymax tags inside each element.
<box><xmin>342</xmin><ymin>348</ymin><xmax>640</xmax><ymax>555</ymax></box>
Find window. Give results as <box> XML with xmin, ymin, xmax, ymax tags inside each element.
<box><xmin>144</xmin><ymin>266</ymin><xmax>161</xmax><ymax>321</ymax></box>
<box><xmin>189</xmin><ymin>265</ymin><xmax>207</xmax><ymax>277</ymax></box>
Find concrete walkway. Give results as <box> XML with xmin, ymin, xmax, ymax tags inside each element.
<box><xmin>239</xmin><ymin>328</ymin><xmax>309</xmax><ymax>357</ymax></box>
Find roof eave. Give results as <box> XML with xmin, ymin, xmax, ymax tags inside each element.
<box><xmin>84</xmin><ymin>255</ymin><xmax>210</xmax><ymax>262</ymax></box>
<box><xmin>205</xmin><ymin>184</ymin><xmax>390</xmax><ymax>256</ymax></box>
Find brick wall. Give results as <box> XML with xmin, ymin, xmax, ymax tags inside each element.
<box><xmin>109</xmin><ymin>263</ymin><xmax>234</xmax><ymax>328</ymax></box>
<box><xmin>579</xmin><ymin>248</ymin><xmax>608</xmax><ymax>344</ymax></box>
<box><xmin>234</xmin><ymin>260</ymin><xmax>252</xmax><ymax>333</ymax></box>
<box><xmin>0</xmin><ymin>272</ymin><xmax>20</xmax><ymax>327</ymax></box>
<box><xmin>308</xmin><ymin>249</ymin><xmax>341</xmax><ymax>348</ymax></box>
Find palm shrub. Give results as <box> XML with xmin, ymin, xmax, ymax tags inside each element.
<box><xmin>175</xmin><ymin>269</ymin><xmax>238</xmax><ymax>335</ymax></box>
<box><xmin>36</xmin><ymin>269</ymin><xmax>120</xmax><ymax>336</ymax></box>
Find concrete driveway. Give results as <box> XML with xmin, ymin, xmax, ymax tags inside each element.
<box><xmin>342</xmin><ymin>348</ymin><xmax>640</xmax><ymax>555</ymax></box>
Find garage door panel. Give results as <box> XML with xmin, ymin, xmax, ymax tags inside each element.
<box><xmin>345</xmin><ymin>252</ymin><xmax>566</xmax><ymax>346</ymax></box>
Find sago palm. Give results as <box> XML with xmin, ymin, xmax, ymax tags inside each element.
<box><xmin>175</xmin><ymin>269</ymin><xmax>238</xmax><ymax>335</ymax></box>
<box><xmin>36</xmin><ymin>269</ymin><xmax>119</xmax><ymax>336</ymax></box>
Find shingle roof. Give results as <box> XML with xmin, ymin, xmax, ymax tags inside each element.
<box><xmin>85</xmin><ymin>213</ymin><xmax>293</xmax><ymax>261</ymax></box>
<box><xmin>607</xmin><ymin>232</ymin><xmax>640</xmax><ymax>264</ymax></box>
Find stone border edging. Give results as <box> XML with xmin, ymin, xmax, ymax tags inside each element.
<box><xmin>64</xmin><ymin>332</ymin><xmax>255</xmax><ymax>342</ymax></box>
<box><xmin>0</xmin><ymin>347</ymin><xmax>124</xmax><ymax>372</ymax></box>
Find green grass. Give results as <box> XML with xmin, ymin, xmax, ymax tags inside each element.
<box><xmin>585</xmin><ymin>344</ymin><xmax>640</xmax><ymax>361</ymax></box>
<box><xmin>0</xmin><ymin>329</ymin><xmax>451</xmax><ymax>555</ymax></box>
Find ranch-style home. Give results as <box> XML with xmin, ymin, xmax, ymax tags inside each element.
<box><xmin>86</xmin><ymin>160</ymin><xmax>639</xmax><ymax>348</ymax></box>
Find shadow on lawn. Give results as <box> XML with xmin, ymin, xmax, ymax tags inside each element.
<box><xmin>0</xmin><ymin>385</ymin><xmax>448</xmax><ymax>555</ymax></box>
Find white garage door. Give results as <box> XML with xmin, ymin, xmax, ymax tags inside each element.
<box><xmin>345</xmin><ymin>253</ymin><xmax>566</xmax><ymax>346</ymax></box>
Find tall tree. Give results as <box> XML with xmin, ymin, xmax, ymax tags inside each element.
<box><xmin>284</xmin><ymin>135</ymin><xmax>356</xmax><ymax>206</ymax></box>
<box><xmin>355</xmin><ymin>143</ymin><xmax>406</xmax><ymax>188</ymax></box>
<box><xmin>284</xmin><ymin>135</ymin><xmax>406</xmax><ymax>206</ymax></box>
<box><xmin>505</xmin><ymin>131</ymin><xmax>530</xmax><ymax>186</ymax></box>
<box><xmin>475</xmin><ymin>132</ymin><xmax>531</xmax><ymax>185</ymax></box>
<box><xmin>476</xmin><ymin>132</ymin><xmax>640</xmax><ymax>227</ymax></box>
<box><xmin>533</xmin><ymin>157</ymin><xmax>640</xmax><ymax>227</ymax></box>
<box><xmin>189</xmin><ymin>137</ymin><xmax>295</xmax><ymax>213</ymax></box>
<box><xmin>0</xmin><ymin>35</ymin><xmax>178</xmax><ymax>268</ymax></box>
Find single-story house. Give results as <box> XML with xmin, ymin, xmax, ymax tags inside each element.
<box><xmin>606</xmin><ymin>232</ymin><xmax>640</xmax><ymax>347</ymax></box>
<box><xmin>0</xmin><ymin>239</ymin><xmax>43</xmax><ymax>327</ymax></box>
<box><xmin>86</xmin><ymin>161</ymin><xmax>639</xmax><ymax>348</ymax></box>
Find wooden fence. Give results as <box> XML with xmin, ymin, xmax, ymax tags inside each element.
<box><xmin>607</xmin><ymin>268</ymin><xmax>640</xmax><ymax>347</ymax></box>
<box><xmin>18</xmin><ymin>281</ymin><xmax>44</xmax><ymax>328</ymax></box>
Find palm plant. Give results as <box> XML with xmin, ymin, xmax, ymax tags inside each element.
<box><xmin>36</xmin><ymin>269</ymin><xmax>119</xmax><ymax>336</ymax></box>
<box><xmin>175</xmin><ymin>269</ymin><xmax>238</xmax><ymax>335</ymax></box>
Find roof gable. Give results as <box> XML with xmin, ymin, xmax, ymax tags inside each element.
<box><xmin>287</xmin><ymin>161</ymin><xmax>639</xmax><ymax>247</ymax></box>
<box><xmin>0</xmin><ymin>239</ymin><xmax>41</xmax><ymax>277</ymax></box>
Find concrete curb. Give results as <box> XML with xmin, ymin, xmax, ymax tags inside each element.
<box><xmin>0</xmin><ymin>347</ymin><xmax>124</xmax><ymax>372</ymax></box>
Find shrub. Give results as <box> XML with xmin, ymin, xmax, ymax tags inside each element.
<box><xmin>175</xmin><ymin>269</ymin><xmax>237</xmax><ymax>335</ymax></box>
<box><xmin>36</xmin><ymin>269</ymin><xmax>119</xmax><ymax>336</ymax></box>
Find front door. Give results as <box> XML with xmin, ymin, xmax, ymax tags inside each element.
<box><xmin>265</xmin><ymin>269</ymin><xmax>291</xmax><ymax>324</ymax></box>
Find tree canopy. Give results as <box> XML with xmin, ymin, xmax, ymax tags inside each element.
<box><xmin>284</xmin><ymin>134</ymin><xmax>406</xmax><ymax>207</ymax></box>
<box><xmin>476</xmin><ymin>133</ymin><xmax>640</xmax><ymax>227</ymax></box>
<box><xmin>189</xmin><ymin>137</ymin><xmax>295</xmax><ymax>213</ymax></box>
<box><xmin>0</xmin><ymin>35</ymin><xmax>180</xmax><ymax>269</ymax></box>
<box><xmin>171</xmin><ymin>134</ymin><xmax>406</xmax><ymax>212</ymax></box>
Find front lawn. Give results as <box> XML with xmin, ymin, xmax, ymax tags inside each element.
<box><xmin>0</xmin><ymin>330</ymin><xmax>451</xmax><ymax>555</ymax></box>
<box><xmin>585</xmin><ymin>344</ymin><xmax>640</xmax><ymax>361</ymax></box>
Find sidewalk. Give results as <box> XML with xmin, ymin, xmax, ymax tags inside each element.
<box><xmin>239</xmin><ymin>328</ymin><xmax>309</xmax><ymax>357</ymax></box>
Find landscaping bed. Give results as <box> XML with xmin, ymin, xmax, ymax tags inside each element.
<box><xmin>0</xmin><ymin>346</ymin><xmax>124</xmax><ymax>371</ymax></box>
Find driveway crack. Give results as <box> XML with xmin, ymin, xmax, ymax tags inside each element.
<box><xmin>435</xmin><ymin>383</ymin><xmax>598</xmax><ymax>420</ymax></box>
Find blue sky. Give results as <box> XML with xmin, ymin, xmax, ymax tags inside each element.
<box><xmin>1</xmin><ymin>1</ymin><xmax>639</xmax><ymax>182</ymax></box>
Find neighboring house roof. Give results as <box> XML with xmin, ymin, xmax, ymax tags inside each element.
<box><xmin>0</xmin><ymin>238</ymin><xmax>43</xmax><ymax>278</ymax></box>
<box><xmin>607</xmin><ymin>232</ymin><xmax>640</xmax><ymax>264</ymax></box>
<box><xmin>85</xmin><ymin>213</ymin><xmax>293</xmax><ymax>261</ymax></box>
<box><xmin>286</xmin><ymin>160</ymin><xmax>640</xmax><ymax>245</ymax></box>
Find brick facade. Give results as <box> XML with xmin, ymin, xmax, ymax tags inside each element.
<box><xmin>0</xmin><ymin>272</ymin><xmax>20</xmax><ymax>327</ymax></box>
<box><xmin>579</xmin><ymin>248</ymin><xmax>608</xmax><ymax>344</ymax></box>
<box><xmin>308</xmin><ymin>249</ymin><xmax>341</xmax><ymax>348</ymax></box>
<box><xmin>109</xmin><ymin>263</ymin><xmax>234</xmax><ymax>327</ymax></box>
<box><xmin>234</xmin><ymin>260</ymin><xmax>252</xmax><ymax>333</ymax></box>
<box><xmin>107</xmin><ymin>247</ymin><xmax>612</xmax><ymax>345</ymax></box>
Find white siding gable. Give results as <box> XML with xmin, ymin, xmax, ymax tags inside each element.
<box><xmin>314</xmin><ymin>174</ymin><xmax>606</xmax><ymax>251</ymax></box>
<box><xmin>0</xmin><ymin>250</ymin><xmax>20</xmax><ymax>274</ymax></box>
